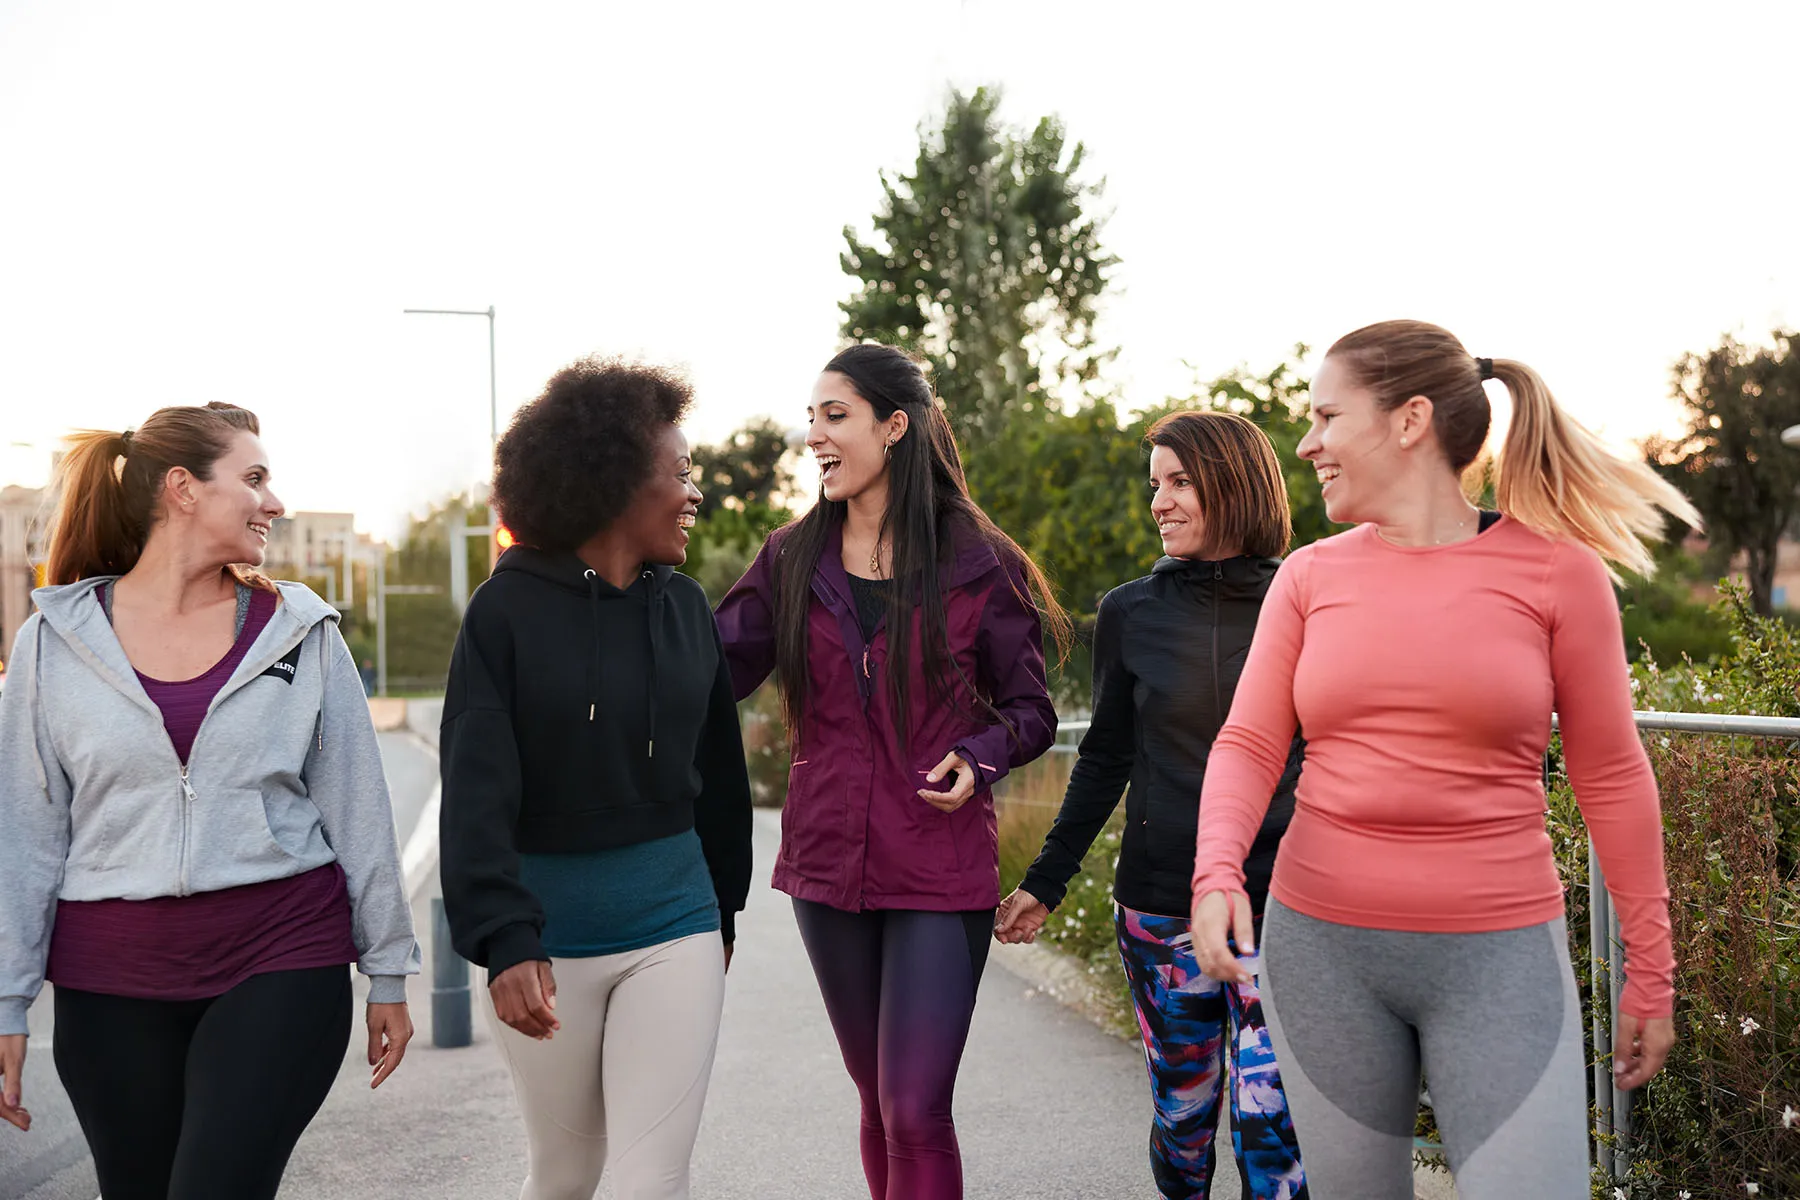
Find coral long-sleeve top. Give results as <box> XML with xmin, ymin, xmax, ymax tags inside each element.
<box><xmin>1192</xmin><ymin>518</ymin><xmax>1674</xmax><ymax>1018</ymax></box>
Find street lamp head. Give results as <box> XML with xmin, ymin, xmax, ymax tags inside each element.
<box><xmin>1783</xmin><ymin>424</ymin><xmax>1800</xmax><ymax>448</ymax></box>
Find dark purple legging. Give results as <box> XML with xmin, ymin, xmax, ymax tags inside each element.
<box><xmin>792</xmin><ymin>899</ymin><xmax>993</xmax><ymax>1200</ymax></box>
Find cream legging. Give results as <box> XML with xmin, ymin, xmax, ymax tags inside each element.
<box><xmin>485</xmin><ymin>931</ymin><xmax>727</xmax><ymax>1200</ymax></box>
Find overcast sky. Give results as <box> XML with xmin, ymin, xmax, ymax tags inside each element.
<box><xmin>3</xmin><ymin>1</ymin><xmax>1795</xmax><ymax>539</ymax></box>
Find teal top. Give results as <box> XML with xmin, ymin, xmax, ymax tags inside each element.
<box><xmin>519</xmin><ymin>829</ymin><xmax>720</xmax><ymax>958</ymax></box>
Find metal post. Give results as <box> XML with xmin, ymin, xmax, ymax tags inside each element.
<box><xmin>1589</xmin><ymin>842</ymin><xmax>1615</xmax><ymax>1181</ymax></box>
<box><xmin>430</xmin><ymin>897</ymin><xmax>472</xmax><ymax>1049</ymax></box>
<box><xmin>486</xmin><ymin>305</ymin><xmax>497</xmax><ymax>454</ymax></box>
<box><xmin>1608</xmin><ymin>895</ymin><xmax>1632</xmax><ymax>1178</ymax></box>
<box><xmin>447</xmin><ymin>508</ymin><xmax>469</xmax><ymax>614</ymax></box>
<box><xmin>374</xmin><ymin>552</ymin><xmax>387</xmax><ymax>697</ymax></box>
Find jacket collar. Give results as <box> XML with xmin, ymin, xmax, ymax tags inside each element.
<box><xmin>1150</xmin><ymin>553</ymin><xmax>1281</xmax><ymax>600</ymax></box>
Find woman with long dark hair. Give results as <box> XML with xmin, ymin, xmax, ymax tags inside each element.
<box><xmin>0</xmin><ymin>403</ymin><xmax>418</xmax><ymax>1199</ymax></box>
<box><xmin>1190</xmin><ymin>320</ymin><xmax>1694</xmax><ymax>1198</ymax></box>
<box><xmin>996</xmin><ymin>411</ymin><xmax>1307</xmax><ymax>1199</ymax></box>
<box><xmin>716</xmin><ymin>343</ymin><xmax>1069</xmax><ymax>1200</ymax></box>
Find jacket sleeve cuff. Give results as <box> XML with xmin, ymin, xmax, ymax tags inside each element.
<box><xmin>0</xmin><ymin>998</ymin><xmax>29</xmax><ymax>1037</ymax></box>
<box><xmin>951</xmin><ymin>740</ymin><xmax>1008</xmax><ymax>789</ymax></box>
<box><xmin>365</xmin><ymin>975</ymin><xmax>409</xmax><ymax>1005</ymax></box>
<box><xmin>1018</xmin><ymin>868</ymin><xmax>1067</xmax><ymax>912</ymax></box>
<box><xmin>719</xmin><ymin>909</ymin><xmax>737</xmax><ymax>945</ymax></box>
<box><xmin>483</xmin><ymin>922</ymin><xmax>548</xmax><ymax>981</ymax></box>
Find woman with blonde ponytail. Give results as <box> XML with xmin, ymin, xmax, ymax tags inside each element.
<box><xmin>1187</xmin><ymin>320</ymin><xmax>1692</xmax><ymax>1198</ymax></box>
<box><xmin>0</xmin><ymin>403</ymin><xmax>418</xmax><ymax>1200</ymax></box>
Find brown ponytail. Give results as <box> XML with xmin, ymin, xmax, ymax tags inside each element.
<box><xmin>46</xmin><ymin>403</ymin><xmax>263</xmax><ymax>585</ymax></box>
<box><xmin>1327</xmin><ymin>320</ymin><xmax>1699</xmax><ymax>580</ymax></box>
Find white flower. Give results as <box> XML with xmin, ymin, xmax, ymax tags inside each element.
<box><xmin>1613</xmin><ymin>1188</ymin><xmax>1627</xmax><ymax>1199</ymax></box>
<box><xmin>1782</xmin><ymin>1105</ymin><xmax>1798</xmax><ymax>1129</ymax></box>
<box><xmin>1715</xmin><ymin>1012</ymin><xmax>1730</xmax><ymax>1027</ymax></box>
<box><xmin>1744</xmin><ymin>1183</ymin><xmax>1760</xmax><ymax>1196</ymax></box>
<box><xmin>1076</xmin><ymin>908</ymin><xmax>1087</xmax><ymax>918</ymax></box>
<box><xmin>1660</xmin><ymin>736</ymin><xmax>1672</xmax><ymax>748</ymax></box>
<box><xmin>1630</xmin><ymin>677</ymin><xmax>1642</xmax><ymax>693</ymax></box>
<box><xmin>1712</xmin><ymin>693</ymin><xmax>1724</xmax><ymax>702</ymax></box>
<box><xmin>1063</xmin><ymin>916</ymin><xmax>1076</xmax><ymax>927</ymax></box>
<box><xmin>1679</xmin><ymin>1192</ymin><xmax>1692</xmax><ymax>1199</ymax></box>
<box><xmin>1742</xmin><ymin>1016</ymin><xmax>1762</xmax><ymax>1035</ymax></box>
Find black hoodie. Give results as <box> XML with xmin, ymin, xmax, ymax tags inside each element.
<box><xmin>439</xmin><ymin>547</ymin><xmax>753</xmax><ymax>978</ymax></box>
<box><xmin>1021</xmin><ymin>555</ymin><xmax>1303</xmax><ymax>920</ymax></box>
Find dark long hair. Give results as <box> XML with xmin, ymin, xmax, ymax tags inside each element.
<box><xmin>47</xmin><ymin>402</ymin><xmax>266</xmax><ymax>586</ymax></box>
<box><xmin>771</xmin><ymin>343</ymin><xmax>1071</xmax><ymax>745</ymax></box>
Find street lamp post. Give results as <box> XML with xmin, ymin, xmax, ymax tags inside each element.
<box><xmin>402</xmin><ymin>306</ymin><xmax>498</xmax><ymax>454</ymax></box>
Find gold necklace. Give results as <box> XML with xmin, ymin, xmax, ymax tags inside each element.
<box><xmin>869</xmin><ymin>537</ymin><xmax>883</xmax><ymax>578</ymax></box>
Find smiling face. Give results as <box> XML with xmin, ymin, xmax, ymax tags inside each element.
<box><xmin>1147</xmin><ymin>444</ymin><xmax>1214</xmax><ymax>559</ymax></box>
<box><xmin>806</xmin><ymin>371</ymin><xmax>906</xmax><ymax>503</ymax></box>
<box><xmin>1296</xmin><ymin>355</ymin><xmax>1413</xmax><ymax>526</ymax></box>
<box><xmin>172</xmin><ymin>430</ymin><xmax>284</xmax><ymax>565</ymax></box>
<box><xmin>615</xmin><ymin>424</ymin><xmax>702</xmax><ymax>566</ymax></box>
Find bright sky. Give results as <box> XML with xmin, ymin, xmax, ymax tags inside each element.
<box><xmin>3</xmin><ymin>1</ymin><xmax>1795</xmax><ymax>540</ymax></box>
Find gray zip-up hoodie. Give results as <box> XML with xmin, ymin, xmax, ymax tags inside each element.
<box><xmin>0</xmin><ymin>577</ymin><xmax>419</xmax><ymax>1036</ymax></box>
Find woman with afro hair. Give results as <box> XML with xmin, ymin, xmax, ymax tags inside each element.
<box><xmin>439</xmin><ymin>356</ymin><xmax>753</xmax><ymax>1200</ymax></box>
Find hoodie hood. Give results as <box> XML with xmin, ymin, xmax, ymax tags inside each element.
<box><xmin>23</xmin><ymin>576</ymin><xmax>344</xmax><ymax>793</ymax></box>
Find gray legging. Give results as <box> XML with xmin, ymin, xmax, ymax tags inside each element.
<box><xmin>1259</xmin><ymin>899</ymin><xmax>1589</xmax><ymax>1199</ymax></box>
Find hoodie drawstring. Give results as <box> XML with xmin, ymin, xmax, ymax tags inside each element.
<box><xmin>585</xmin><ymin>570</ymin><xmax>602</xmax><ymax>722</ymax></box>
<box><xmin>646</xmin><ymin>573</ymin><xmax>661</xmax><ymax>760</ymax></box>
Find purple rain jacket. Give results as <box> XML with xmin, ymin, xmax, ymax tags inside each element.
<box><xmin>715</xmin><ymin>518</ymin><xmax>1057</xmax><ymax>913</ymax></box>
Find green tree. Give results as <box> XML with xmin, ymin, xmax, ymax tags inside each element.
<box><xmin>1649</xmin><ymin>330</ymin><xmax>1800</xmax><ymax>616</ymax></box>
<box><xmin>839</xmin><ymin>87</ymin><xmax>1116</xmax><ymax>443</ymax></box>
<box><xmin>690</xmin><ymin>415</ymin><xmax>795</xmax><ymax>517</ymax></box>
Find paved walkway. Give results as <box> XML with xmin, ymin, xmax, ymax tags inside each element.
<box><xmin>279</xmin><ymin>808</ymin><xmax>1191</xmax><ymax>1198</ymax></box>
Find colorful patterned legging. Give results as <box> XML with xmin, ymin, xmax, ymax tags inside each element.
<box><xmin>1115</xmin><ymin>904</ymin><xmax>1309</xmax><ymax>1200</ymax></box>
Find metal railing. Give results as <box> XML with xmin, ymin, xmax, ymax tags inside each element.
<box><xmin>1044</xmin><ymin>708</ymin><xmax>1800</xmax><ymax>1180</ymax></box>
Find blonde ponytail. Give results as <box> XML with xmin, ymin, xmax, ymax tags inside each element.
<box><xmin>1491</xmin><ymin>359</ymin><xmax>1699</xmax><ymax>580</ymax></box>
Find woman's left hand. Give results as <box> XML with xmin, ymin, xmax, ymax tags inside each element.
<box><xmin>918</xmin><ymin>751</ymin><xmax>977</xmax><ymax>813</ymax></box>
<box><xmin>367</xmin><ymin>1001</ymin><xmax>414</xmax><ymax>1089</ymax></box>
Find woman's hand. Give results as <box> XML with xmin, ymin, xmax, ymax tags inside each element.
<box><xmin>994</xmin><ymin>888</ymin><xmax>1050</xmax><ymax>944</ymax></box>
<box><xmin>1612</xmin><ymin>1013</ymin><xmax>1675</xmax><ymax>1091</ymax></box>
<box><xmin>1190</xmin><ymin>889</ymin><xmax>1256</xmax><ymax>984</ymax></box>
<box><xmin>367</xmin><ymin>1002</ymin><xmax>413</xmax><ymax>1089</ymax></box>
<box><xmin>490</xmin><ymin>959</ymin><xmax>560</xmax><ymax>1040</ymax></box>
<box><xmin>1</xmin><ymin>1034</ymin><xmax>29</xmax><ymax>1131</ymax></box>
<box><xmin>918</xmin><ymin>751</ymin><xmax>977</xmax><ymax>813</ymax></box>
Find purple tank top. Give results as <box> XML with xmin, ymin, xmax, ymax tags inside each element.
<box><xmin>47</xmin><ymin>583</ymin><xmax>359</xmax><ymax>1001</ymax></box>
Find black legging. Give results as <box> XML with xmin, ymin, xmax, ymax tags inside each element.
<box><xmin>52</xmin><ymin>965</ymin><xmax>352</xmax><ymax>1200</ymax></box>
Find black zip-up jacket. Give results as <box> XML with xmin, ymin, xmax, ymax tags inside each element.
<box><xmin>439</xmin><ymin>547</ymin><xmax>753</xmax><ymax>978</ymax></box>
<box><xmin>1021</xmin><ymin>555</ymin><xmax>1302</xmax><ymax>919</ymax></box>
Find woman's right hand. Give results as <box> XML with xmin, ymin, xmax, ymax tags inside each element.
<box><xmin>490</xmin><ymin>960</ymin><xmax>560</xmax><ymax>1040</ymax></box>
<box><xmin>1</xmin><ymin>1034</ymin><xmax>29</xmax><ymax>1131</ymax></box>
<box><xmin>994</xmin><ymin>888</ymin><xmax>1050</xmax><ymax>944</ymax></box>
<box><xmin>1190</xmin><ymin>889</ymin><xmax>1255</xmax><ymax>984</ymax></box>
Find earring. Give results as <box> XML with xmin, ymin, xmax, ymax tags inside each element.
<box><xmin>1400</xmin><ymin>438</ymin><xmax>1409</xmax><ymax>448</ymax></box>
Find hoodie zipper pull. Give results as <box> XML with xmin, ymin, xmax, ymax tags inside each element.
<box><xmin>180</xmin><ymin>764</ymin><xmax>197</xmax><ymax>804</ymax></box>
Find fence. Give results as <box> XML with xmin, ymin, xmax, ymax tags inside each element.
<box><xmin>1047</xmin><ymin>709</ymin><xmax>1800</xmax><ymax>1183</ymax></box>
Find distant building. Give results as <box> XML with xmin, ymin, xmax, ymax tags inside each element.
<box><xmin>0</xmin><ymin>486</ymin><xmax>48</xmax><ymax>661</ymax></box>
<box><xmin>265</xmin><ymin>511</ymin><xmax>359</xmax><ymax>575</ymax></box>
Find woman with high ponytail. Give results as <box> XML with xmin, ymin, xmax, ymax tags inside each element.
<box><xmin>0</xmin><ymin>403</ymin><xmax>418</xmax><ymax>1199</ymax></box>
<box><xmin>1187</xmin><ymin>320</ymin><xmax>1692</xmax><ymax>1198</ymax></box>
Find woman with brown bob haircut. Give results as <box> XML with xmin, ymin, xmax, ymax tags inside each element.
<box><xmin>997</xmin><ymin>411</ymin><xmax>1309</xmax><ymax>1199</ymax></box>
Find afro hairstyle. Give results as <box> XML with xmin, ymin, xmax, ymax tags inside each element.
<box><xmin>491</xmin><ymin>356</ymin><xmax>694</xmax><ymax>553</ymax></box>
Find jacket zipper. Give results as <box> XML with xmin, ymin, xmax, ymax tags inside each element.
<box><xmin>178</xmin><ymin>763</ymin><xmax>197</xmax><ymax>897</ymax></box>
<box><xmin>1210</xmin><ymin>563</ymin><xmax>1224</xmax><ymax>730</ymax></box>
